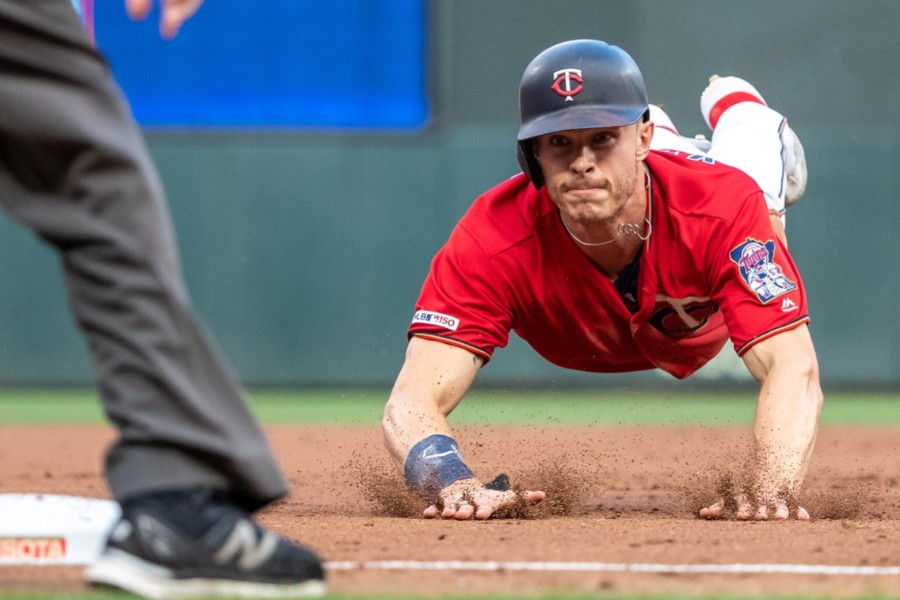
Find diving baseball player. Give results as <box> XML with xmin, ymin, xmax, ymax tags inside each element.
<box><xmin>383</xmin><ymin>39</ymin><xmax>822</xmax><ymax>522</ymax></box>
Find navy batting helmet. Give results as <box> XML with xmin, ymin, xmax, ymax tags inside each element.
<box><xmin>517</xmin><ymin>40</ymin><xmax>649</xmax><ymax>188</ymax></box>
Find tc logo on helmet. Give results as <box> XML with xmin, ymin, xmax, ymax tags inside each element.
<box><xmin>551</xmin><ymin>68</ymin><xmax>583</xmax><ymax>101</ymax></box>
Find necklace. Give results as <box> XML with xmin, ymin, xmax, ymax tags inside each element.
<box><xmin>561</xmin><ymin>217</ymin><xmax>652</xmax><ymax>246</ymax></box>
<box><xmin>560</xmin><ymin>164</ymin><xmax>653</xmax><ymax>247</ymax></box>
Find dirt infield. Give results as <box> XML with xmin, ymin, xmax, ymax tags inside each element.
<box><xmin>1</xmin><ymin>422</ymin><xmax>899</xmax><ymax>597</ymax></box>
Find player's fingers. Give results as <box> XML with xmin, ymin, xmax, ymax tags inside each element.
<box><xmin>439</xmin><ymin>494</ymin><xmax>475</xmax><ymax>520</ymax></box>
<box><xmin>475</xmin><ymin>490</ymin><xmax>547</xmax><ymax>519</ymax></box>
<box><xmin>771</xmin><ymin>499</ymin><xmax>790</xmax><ymax>520</ymax></box>
<box><xmin>440</xmin><ymin>502</ymin><xmax>458</xmax><ymax>519</ymax></box>
<box><xmin>465</xmin><ymin>490</ymin><xmax>512</xmax><ymax>520</ymax></box>
<box><xmin>735</xmin><ymin>495</ymin><xmax>755</xmax><ymax>521</ymax></box>
<box><xmin>699</xmin><ymin>500</ymin><xmax>725</xmax><ymax>519</ymax></box>
<box><xmin>473</xmin><ymin>489</ymin><xmax>544</xmax><ymax>520</ymax></box>
<box><xmin>438</xmin><ymin>495</ymin><xmax>459</xmax><ymax>519</ymax></box>
<box><xmin>494</xmin><ymin>489</ymin><xmax>545</xmax><ymax>506</ymax></box>
<box><xmin>754</xmin><ymin>505</ymin><xmax>769</xmax><ymax>520</ymax></box>
<box><xmin>796</xmin><ymin>506</ymin><xmax>811</xmax><ymax>521</ymax></box>
<box><xmin>495</xmin><ymin>489</ymin><xmax>518</xmax><ymax>506</ymax></box>
<box><xmin>125</xmin><ymin>0</ymin><xmax>152</xmax><ymax>21</ymax></box>
<box><xmin>453</xmin><ymin>502</ymin><xmax>476</xmax><ymax>520</ymax></box>
<box><xmin>435</xmin><ymin>487</ymin><xmax>548</xmax><ymax>521</ymax></box>
<box><xmin>523</xmin><ymin>490</ymin><xmax>546</xmax><ymax>504</ymax></box>
<box><xmin>160</xmin><ymin>0</ymin><xmax>204</xmax><ymax>39</ymax></box>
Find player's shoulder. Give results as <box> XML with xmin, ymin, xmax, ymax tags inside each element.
<box><xmin>647</xmin><ymin>149</ymin><xmax>763</xmax><ymax>220</ymax></box>
<box><xmin>456</xmin><ymin>172</ymin><xmax>553</xmax><ymax>257</ymax></box>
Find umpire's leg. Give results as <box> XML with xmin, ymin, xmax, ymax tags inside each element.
<box><xmin>0</xmin><ymin>0</ymin><xmax>287</xmax><ymax>510</ymax></box>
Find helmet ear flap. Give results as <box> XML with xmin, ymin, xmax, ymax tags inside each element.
<box><xmin>517</xmin><ymin>139</ymin><xmax>544</xmax><ymax>189</ymax></box>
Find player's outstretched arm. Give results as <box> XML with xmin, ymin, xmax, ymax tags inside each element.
<box><xmin>700</xmin><ymin>325</ymin><xmax>823</xmax><ymax>520</ymax></box>
<box><xmin>125</xmin><ymin>0</ymin><xmax>204</xmax><ymax>39</ymax></box>
<box><xmin>383</xmin><ymin>337</ymin><xmax>545</xmax><ymax>519</ymax></box>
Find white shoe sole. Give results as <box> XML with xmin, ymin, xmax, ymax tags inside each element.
<box><xmin>86</xmin><ymin>549</ymin><xmax>327</xmax><ymax>599</ymax></box>
<box><xmin>784</xmin><ymin>125</ymin><xmax>807</xmax><ymax>205</ymax></box>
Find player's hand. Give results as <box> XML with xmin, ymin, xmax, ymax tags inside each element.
<box><xmin>125</xmin><ymin>0</ymin><xmax>204</xmax><ymax>39</ymax></box>
<box><xmin>699</xmin><ymin>493</ymin><xmax>809</xmax><ymax>521</ymax></box>
<box><xmin>423</xmin><ymin>477</ymin><xmax>546</xmax><ymax>520</ymax></box>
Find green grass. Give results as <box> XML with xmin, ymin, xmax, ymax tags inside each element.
<box><xmin>0</xmin><ymin>388</ymin><xmax>897</xmax><ymax>426</ymax></box>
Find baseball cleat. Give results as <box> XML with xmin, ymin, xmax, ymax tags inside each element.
<box><xmin>648</xmin><ymin>104</ymin><xmax>680</xmax><ymax>135</ymax></box>
<box><xmin>783</xmin><ymin>123</ymin><xmax>807</xmax><ymax>205</ymax></box>
<box><xmin>85</xmin><ymin>488</ymin><xmax>325</xmax><ymax>599</ymax></box>
<box><xmin>700</xmin><ymin>75</ymin><xmax>767</xmax><ymax>130</ymax></box>
<box><xmin>700</xmin><ymin>75</ymin><xmax>807</xmax><ymax>205</ymax></box>
<box><xmin>649</xmin><ymin>104</ymin><xmax>712</xmax><ymax>153</ymax></box>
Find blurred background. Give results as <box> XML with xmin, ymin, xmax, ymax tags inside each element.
<box><xmin>0</xmin><ymin>0</ymin><xmax>896</xmax><ymax>389</ymax></box>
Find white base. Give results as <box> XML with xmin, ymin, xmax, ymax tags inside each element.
<box><xmin>0</xmin><ymin>494</ymin><xmax>120</xmax><ymax>565</ymax></box>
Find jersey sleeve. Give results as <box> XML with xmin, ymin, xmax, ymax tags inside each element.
<box><xmin>408</xmin><ymin>225</ymin><xmax>514</xmax><ymax>361</ymax></box>
<box><xmin>706</xmin><ymin>190</ymin><xmax>810</xmax><ymax>355</ymax></box>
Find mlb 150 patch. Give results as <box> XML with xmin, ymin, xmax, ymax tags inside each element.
<box><xmin>412</xmin><ymin>310</ymin><xmax>460</xmax><ymax>331</ymax></box>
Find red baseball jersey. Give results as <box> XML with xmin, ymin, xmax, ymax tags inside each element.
<box><xmin>409</xmin><ymin>150</ymin><xmax>809</xmax><ymax>379</ymax></box>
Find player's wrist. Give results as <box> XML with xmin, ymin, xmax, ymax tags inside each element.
<box><xmin>403</xmin><ymin>434</ymin><xmax>474</xmax><ymax>496</ymax></box>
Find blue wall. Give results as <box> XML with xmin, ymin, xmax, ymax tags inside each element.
<box><xmin>95</xmin><ymin>0</ymin><xmax>429</xmax><ymax>129</ymax></box>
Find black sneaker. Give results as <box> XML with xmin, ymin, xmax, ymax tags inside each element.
<box><xmin>85</xmin><ymin>489</ymin><xmax>325</xmax><ymax>598</ymax></box>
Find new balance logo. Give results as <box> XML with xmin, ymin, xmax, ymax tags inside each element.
<box><xmin>214</xmin><ymin>520</ymin><xmax>278</xmax><ymax>570</ymax></box>
<box><xmin>781</xmin><ymin>298</ymin><xmax>799</xmax><ymax>312</ymax></box>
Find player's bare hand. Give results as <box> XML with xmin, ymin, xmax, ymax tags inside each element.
<box><xmin>423</xmin><ymin>478</ymin><xmax>545</xmax><ymax>520</ymax></box>
<box><xmin>125</xmin><ymin>0</ymin><xmax>204</xmax><ymax>39</ymax></box>
<box><xmin>700</xmin><ymin>494</ymin><xmax>809</xmax><ymax>521</ymax></box>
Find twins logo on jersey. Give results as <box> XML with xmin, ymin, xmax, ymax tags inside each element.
<box><xmin>729</xmin><ymin>238</ymin><xmax>796</xmax><ymax>303</ymax></box>
<box><xmin>649</xmin><ymin>296</ymin><xmax>719</xmax><ymax>338</ymax></box>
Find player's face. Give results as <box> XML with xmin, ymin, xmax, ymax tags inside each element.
<box><xmin>534</xmin><ymin>122</ymin><xmax>651</xmax><ymax>224</ymax></box>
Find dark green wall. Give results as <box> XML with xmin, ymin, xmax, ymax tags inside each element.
<box><xmin>1</xmin><ymin>0</ymin><xmax>897</xmax><ymax>386</ymax></box>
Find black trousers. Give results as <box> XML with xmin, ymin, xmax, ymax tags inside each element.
<box><xmin>0</xmin><ymin>0</ymin><xmax>288</xmax><ymax>510</ymax></box>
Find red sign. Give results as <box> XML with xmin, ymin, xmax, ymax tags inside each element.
<box><xmin>0</xmin><ymin>537</ymin><xmax>67</xmax><ymax>560</ymax></box>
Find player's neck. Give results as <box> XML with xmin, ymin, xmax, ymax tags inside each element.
<box><xmin>577</xmin><ymin>227</ymin><xmax>646</xmax><ymax>280</ymax></box>
<box><xmin>563</xmin><ymin>166</ymin><xmax>651</xmax><ymax>278</ymax></box>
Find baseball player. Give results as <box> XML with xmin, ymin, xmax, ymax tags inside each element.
<box><xmin>0</xmin><ymin>1</ymin><xmax>324</xmax><ymax>596</ymax></box>
<box><xmin>383</xmin><ymin>39</ymin><xmax>822</xmax><ymax>522</ymax></box>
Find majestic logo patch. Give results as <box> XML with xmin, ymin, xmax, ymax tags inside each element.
<box><xmin>730</xmin><ymin>238</ymin><xmax>797</xmax><ymax>303</ymax></box>
<box><xmin>781</xmin><ymin>297</ymin><xmax>799</xmax><ymax>313</ymax></box>
<box><xmin>412</xmin><ymin>310</ymin><xmax>460</xmax><ymax>331</ymax></box>
<box><xmin>551</xmin><ymin>68</ymin><xmax>583</xmax><ymax>102</ymax></box>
